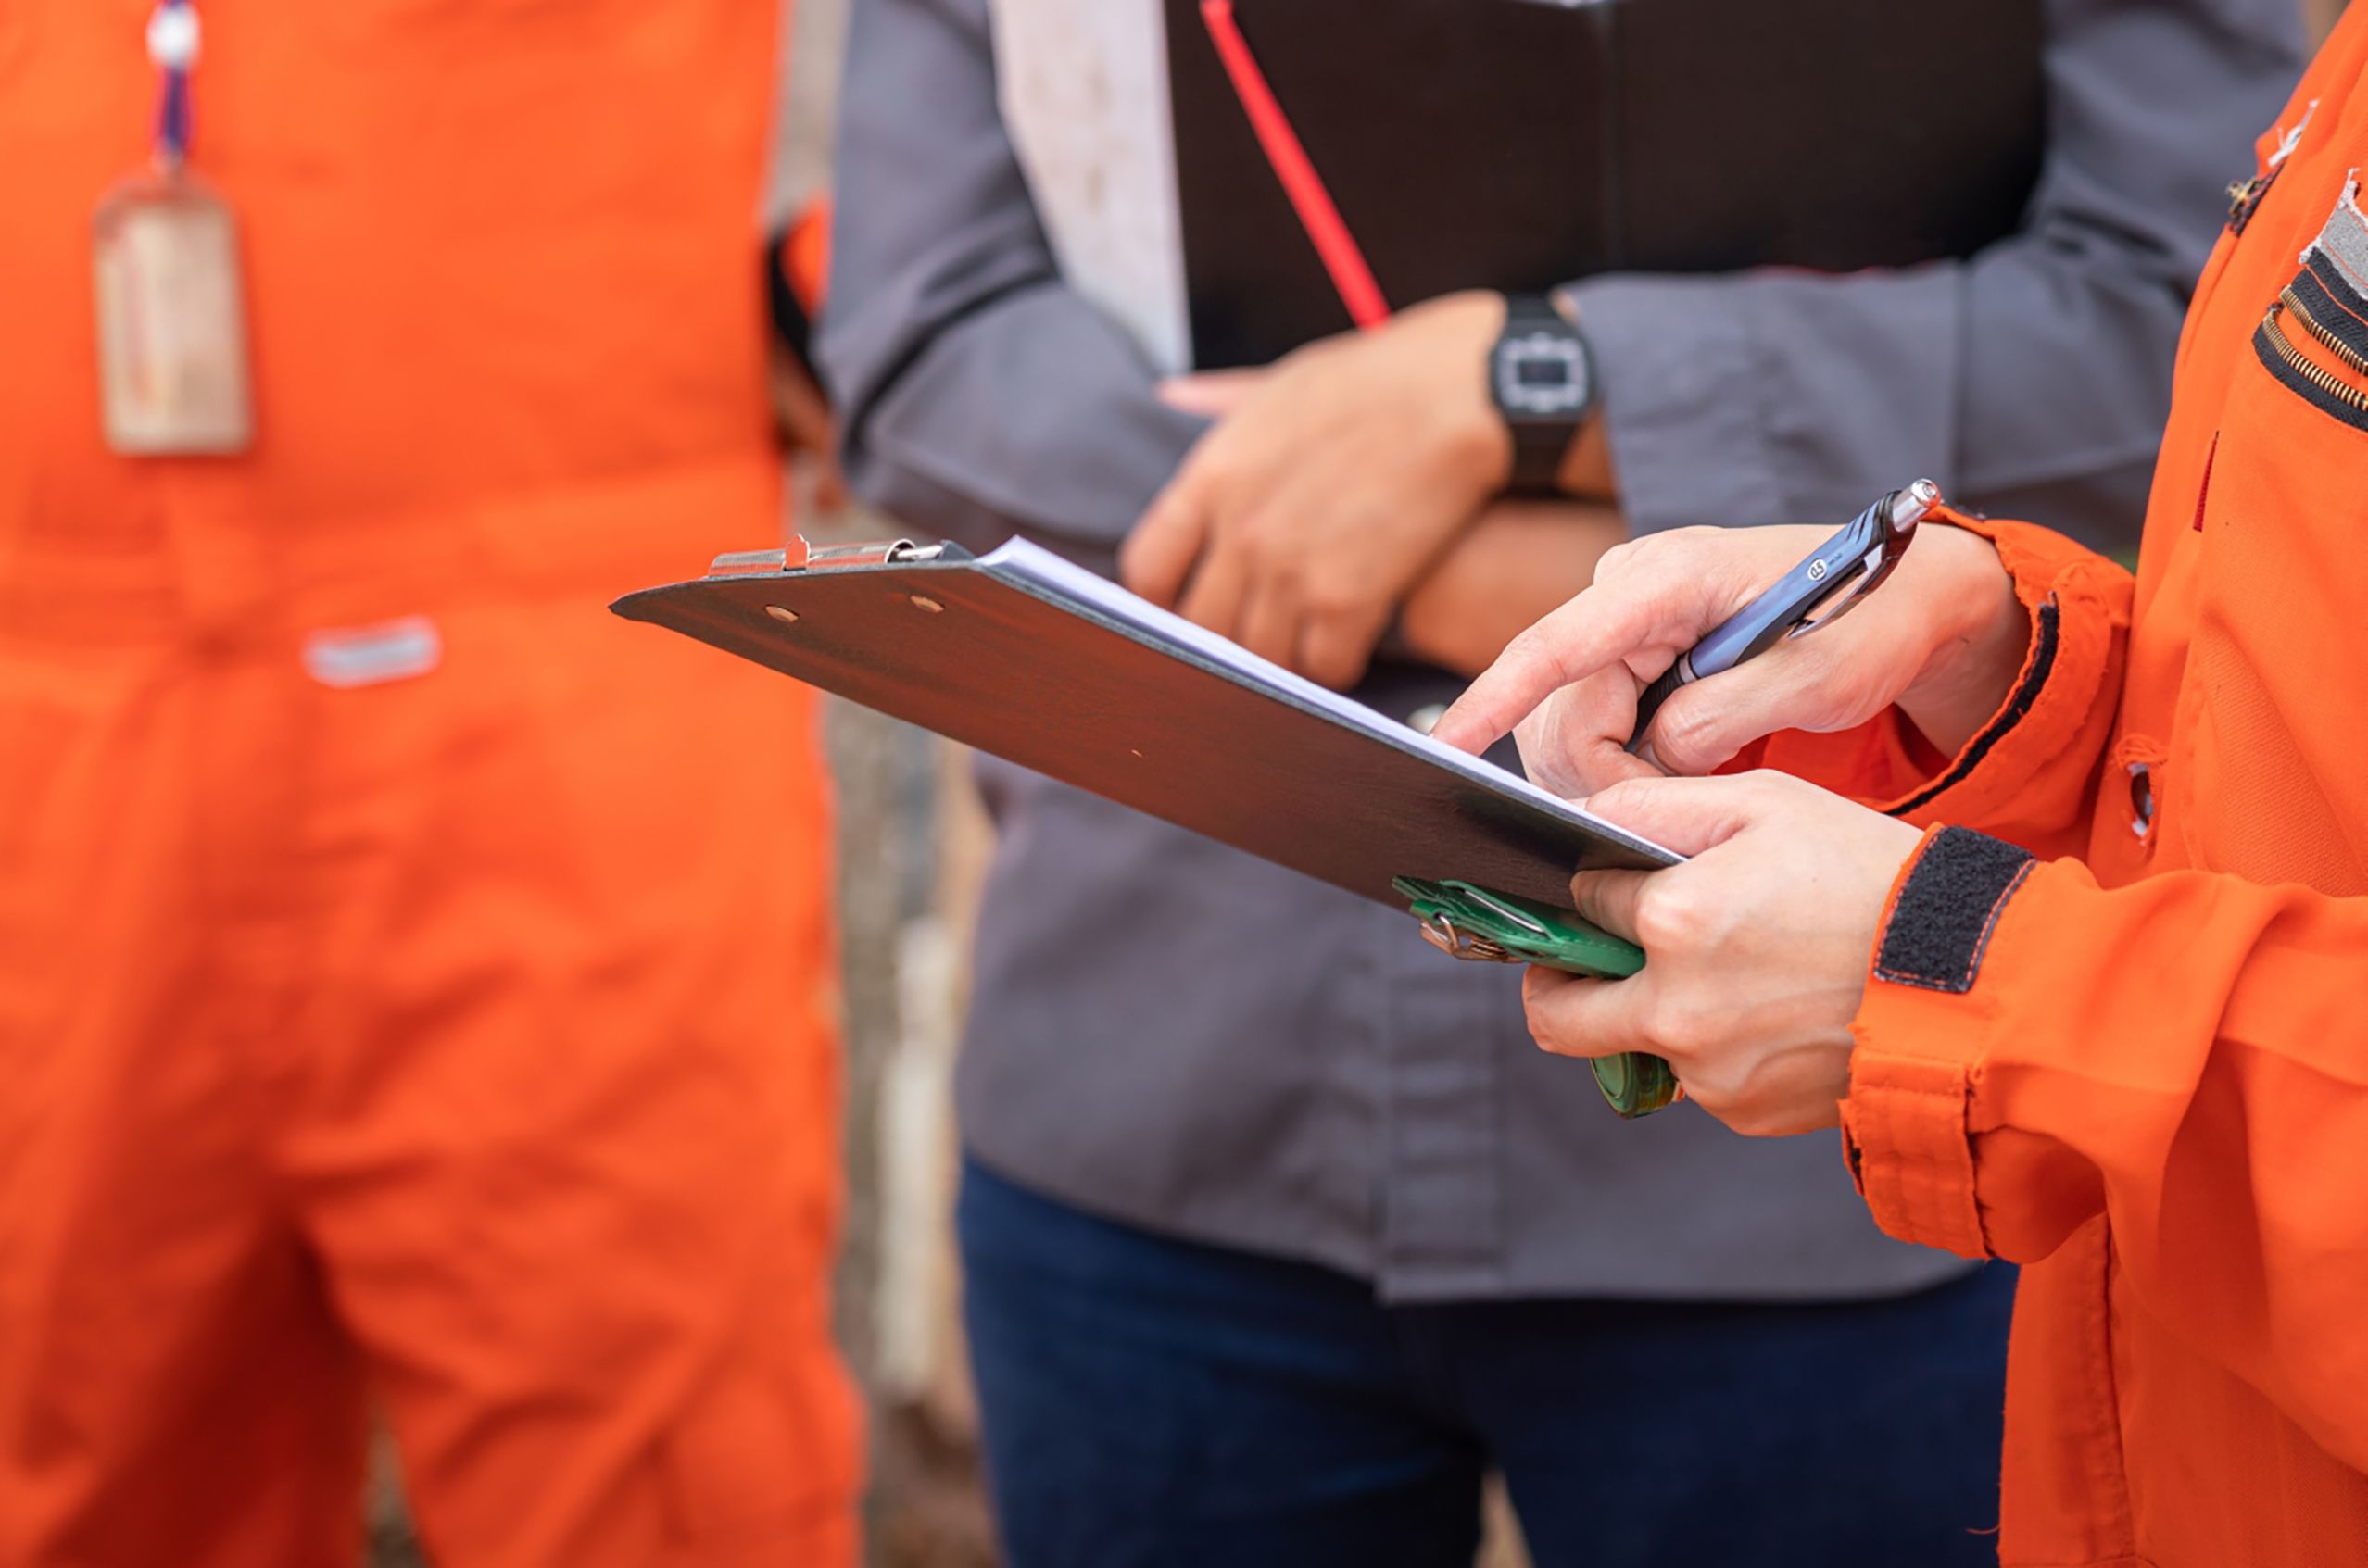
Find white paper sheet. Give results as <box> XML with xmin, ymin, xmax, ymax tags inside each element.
<box><xmin>979</xmin><ymin>536</ymin><xmax>1677</xmax><ymax>859</ymax></box>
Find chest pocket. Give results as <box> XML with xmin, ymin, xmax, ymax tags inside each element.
<box><xmin>2182</xmin><ymin>176</ymin><xmax>2368</xmax><ymax>896</ymax></box>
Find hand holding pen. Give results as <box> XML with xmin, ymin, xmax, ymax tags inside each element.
<box><xmin>1431</xmin><ymin>482</ymin><xmax>2034</xmax><ymax>797</ymax></box>
<box><xmin>1625</xmin><ymin>481</ymin><xmax>1938</xmax><ymax>744</ymax></box>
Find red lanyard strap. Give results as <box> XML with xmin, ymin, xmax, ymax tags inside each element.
<box><xmin>1197</xmin><ymin>0</ymin><xmax>1391</xmax><ymax>332</ymax></box>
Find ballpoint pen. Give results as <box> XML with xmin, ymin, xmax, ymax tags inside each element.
<box><xmin>1628</xmin><ymin>479</ymin><xmax>1944</xmax><ymax>749</ymax></box>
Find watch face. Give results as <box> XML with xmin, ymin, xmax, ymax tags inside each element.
<box><xmin>1495</xmin><ymin>329</ymin><xmax>1590</xmax><ymax>418</ymax></box>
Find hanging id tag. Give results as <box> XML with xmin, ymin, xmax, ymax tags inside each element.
<box><xmin>93</xmin><ymin>171</ymin><xmax>254</xmax><ymax>455</ymax></box>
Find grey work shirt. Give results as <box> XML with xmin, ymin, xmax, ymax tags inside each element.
<box><xmin>820</xmin><ymin>0</ymin><xmax>2304</xmax><ymax>1301</ymax></box>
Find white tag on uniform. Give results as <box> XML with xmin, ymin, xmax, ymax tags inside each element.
<box><xmin>93</xmin><ymin>173</ymin><xmax>254</xmax><ymax>456</ymax></box>
<box><xmin>302</xmin><ymin>618</ymin><xmax>445</xmax><ymax>689</ymax></box>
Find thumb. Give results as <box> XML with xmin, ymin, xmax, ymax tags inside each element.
<box><xmin>1580</xmin><ymin>772</ymin><xmax>1781</xmax><ymax>859</ymax></box>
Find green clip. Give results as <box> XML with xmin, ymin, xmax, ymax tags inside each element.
<box><xmin>1392</xmin><ymin>876</ymin><xmax>1680</xmax><ymax>1120</ymax></box>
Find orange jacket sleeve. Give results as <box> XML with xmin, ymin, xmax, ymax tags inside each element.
<box><xmin>1747</xmin><ymin>514</ymin><xmax>2368</xmax><ymax>1469</ymax></box>
<box><xmin>1840</xmin><ymin>840</ymin><xmax>2368</xmax><ymax>1478</ymax></box>
<box><xmin>1746</xmin><ymin>511</ymin><xmax>2135</xmax><ymax>860</ymax></box>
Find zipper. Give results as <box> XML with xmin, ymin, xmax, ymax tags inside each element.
<box><xmin>2261</xmin><ymin>301</ymin><xmax>2368</xmax><ymax>415</ymax></box>
<box><xmin>2278</xmin><ymin>283</ymin><xmax>2368</xmax><ymax>379</ymax></box>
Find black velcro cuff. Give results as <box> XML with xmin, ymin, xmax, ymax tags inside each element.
<box><xmin>1872</xmin><ymin>828</ymin><xmax>2034</xmax><ymax>995</ymax></box>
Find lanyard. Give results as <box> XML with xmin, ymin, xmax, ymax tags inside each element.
<box><xmin>1198</xmin><ymin>0</ymin><xmax>1390</xmax><ymax>332</ymax></box>
<box><xmin>146</xmin><ymin>0</ymin><xmax>198</xmax><ymax>169</ymax></box>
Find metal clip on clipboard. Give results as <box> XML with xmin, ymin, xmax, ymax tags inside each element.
<box><xmin>706</xmin><ymin>538</ymin><xmax>951</xmax><ymax>576</ymax></box>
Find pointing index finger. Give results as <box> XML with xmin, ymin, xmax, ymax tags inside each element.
<box><xmin>1432</xmin><ymin>583</ymin><xmax>1661</xmax><ymax>754</ymax></box>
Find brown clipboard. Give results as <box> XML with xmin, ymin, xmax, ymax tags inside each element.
<box><xmin>611</xmin><ymin>535</ymin><xmax>1677</xmax><ymax>911</ymax></box>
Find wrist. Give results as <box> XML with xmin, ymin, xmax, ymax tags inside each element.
<box><xmin>1403</xmin><ymin>500</ymin><xmax>1626</xmax><ymax>675</ymax></box>
<box><xmin>1896</xmin><ymin>525</ymin><xmax>2029</xmax><ymax>757</ymax></box>
<box><xmin>1554</xmin><ymin>408</ymin><xmax>1615</xmax><ymax>497</ymax></box>
<box><xmin>1548</xmin><ymin>290</ymin><xmax>1616</xmax><ymax>498</ymax></box>
<box><xmin>1406</xmin><ymin>290</ymin><xmax>1516</xmax><ymax>489</ymax></box>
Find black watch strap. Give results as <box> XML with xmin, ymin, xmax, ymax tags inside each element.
<box><xmin>1494</xmin><ymin>295</ymin><xmax>1593</xmax><ymax>494</ymax></box>
<box><xmin>1509</xmin><ymin>416</ymin><xmax>1576</xmax><ymax>495</ymax></box>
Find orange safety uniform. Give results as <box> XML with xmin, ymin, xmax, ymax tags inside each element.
<box><xmin>0</xmin><ymin>6</ymin><xmax>858</xmax><ymax>1567</ymax></box>
<box><xmin>1735</xmin><ymin>12</ymin><xmax>2368</xmax><ymax>1565</ymax></box>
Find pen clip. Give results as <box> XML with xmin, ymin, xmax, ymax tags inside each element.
<box><xmin>1781</xmin><ymin>481</ymin><xmax>1934</xmax><ymax>641</ymax></box>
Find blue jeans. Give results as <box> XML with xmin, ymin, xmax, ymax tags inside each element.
<box><xmin>959</xmin><ymin>1157</ymin><xmax>2013</xmax><ymax>1568</ymax></box>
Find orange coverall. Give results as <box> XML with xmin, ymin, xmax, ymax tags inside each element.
<box><xmin>1732</xmin><ymin>12</ymin><xmax>2368</xmax><ymax>1564</ymax></box>
<box><xmin>0</xmin><ymin>6</ymin><xmax>857</xmax><ymax>1567</ymax></box>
